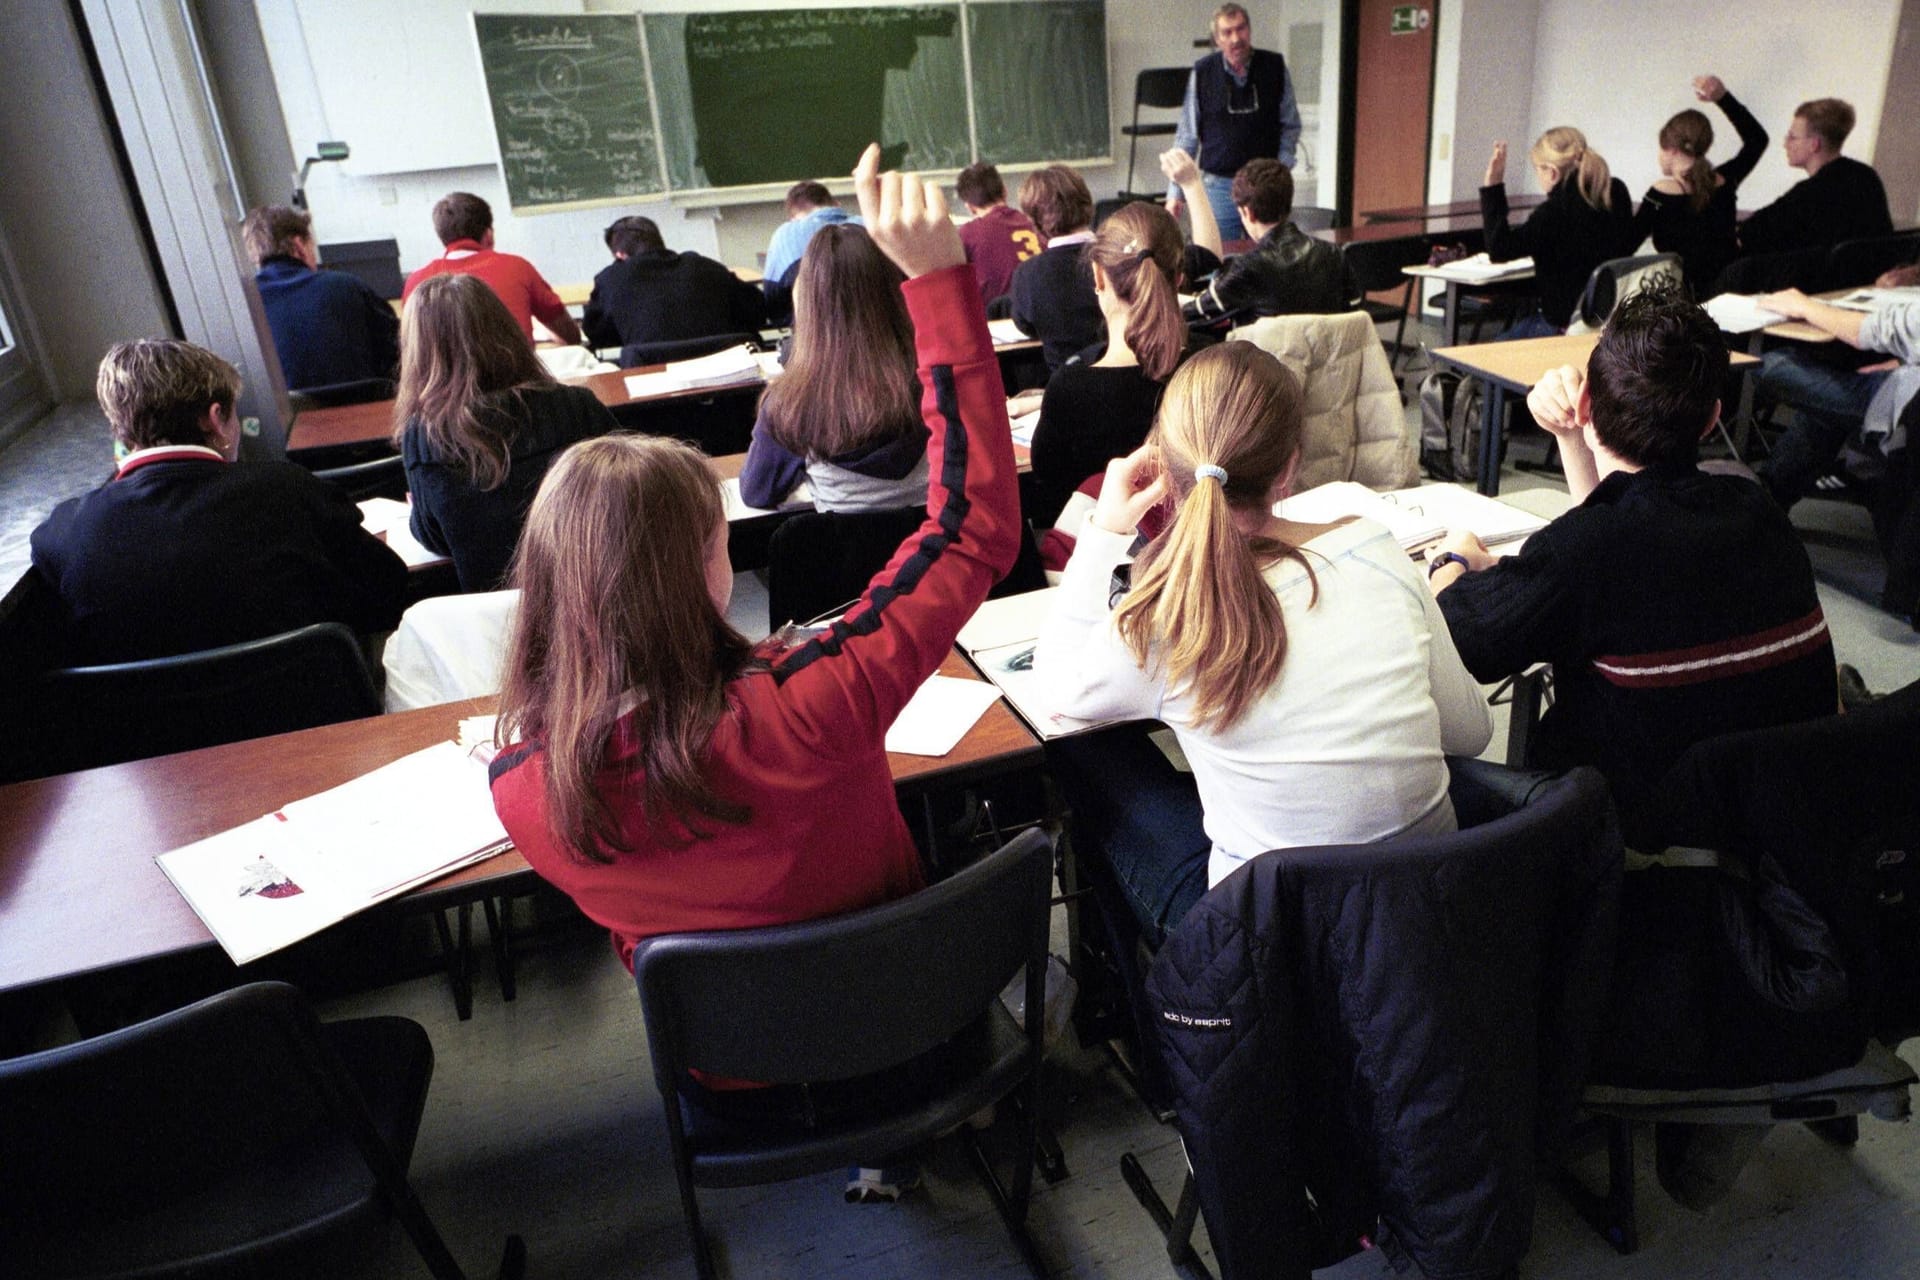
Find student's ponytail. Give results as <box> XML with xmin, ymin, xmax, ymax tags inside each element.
<box><xmin>1087</xmin><ymin>202</ymin><xmax>1188</xmax><ymax>382</ymax></box>
<box><xmin>1533</xmin><ymin>126</ymin><xmax>1614</xmax><ymax>212</ymax></box>
<box><xmin>1113</xmin><ymin>344</ymin><xmax>1310</xmax><ymax>731</ymax></box>
<box><xmin>1659</xmin><ymin>109</ymin><xmax>1717</xmax><ymax>214</ymax></box>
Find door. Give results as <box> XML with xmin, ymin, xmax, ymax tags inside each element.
<box><xmin>1345</xmin><ymin>0</ymin><xmax>1437</xmax><ymax>222</ymax></box>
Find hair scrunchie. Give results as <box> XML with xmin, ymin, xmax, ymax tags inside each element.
<box><xmin>1194</xmin><ymin>463</ymin><xmax>1228</xmax><ymax>486</ymax></box>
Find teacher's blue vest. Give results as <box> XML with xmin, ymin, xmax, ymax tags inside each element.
<box><xmin>1193</xmin><ymin>49</ymin><xmax>1287</xmax><ymax>178</ymax></box>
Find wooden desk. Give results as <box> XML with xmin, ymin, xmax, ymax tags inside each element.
<box><xmin>1405</xmin><ymin>262</ymin><xmax>1538</xmax><ymax>346</ymax></box>
<box><xmin>1430</xmin><ymin>333</ymin><xmax>1760</xmax><ymax>495</ymax></box>
<box><xmin>1362</xmin><ymin>194</ymin><xmax>1544</xmax><ymax>224</ymax></box>
<box><xmin>0</xmin><ymin>653</ymin><xmax>1039</xmax><ymax>996</ymax></box>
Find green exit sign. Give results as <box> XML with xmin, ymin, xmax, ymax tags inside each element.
<box><xmin>1391</xmin><ymin>5</ymin><xmax>1430</xmax><ymax>34</ymax></box>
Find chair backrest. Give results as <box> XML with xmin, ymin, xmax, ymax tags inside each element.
<box><xmin>1340</xmin><ymin>233</ymin><xmax>1434</xmax><ymax>292</ymax></box>
<box><xmin>765</xmin><ymin>505</ymin><xmax>925</xmax><ymax>628</ymax></box>
<box><xmin>1575</xmin><ymin>252</ymin><xmax>1684</xmax><ymax>329</ymax></box>
<box><xmin>0</xmin><ymin>569</ymin><xmax>70</xmax><ymax>783</ymax></box>
<box><xmin>1291</xmin><ymin>205</ymin><xmax>1337</xmax><ymax>233</ymax></box>
<box><xmin>40</xmin><ymin>621</ymin><xmax>381</xmax><ymax>772</ymax></box>
<box><xmin>309</xmin><ymin>451</ymin><xmax>406</xmax><ymax>501</ymax></box>
<box><xmin>1147</xmin><ymin>766</ymin><xmax>1620</xmax><ymax>1280</ymax></box>
<box><xmin>1227</xmin><ymin>310</ymin><xmax>1417</xmax><ymax>489</ymax></box>
<box><xmin>618</xmin><ymin>332</ymin><xmax>760</xmax><ymax>370</ymax></box>
<box><xmin>1134</xmin><ymin>66</ymin><xmax>1191</xmax><ymax>111</ymax></box>
<box><xmin>635</xmin><ymin>827</ymin><xmax>1053</xmax><ymax>1088</ymax></box>
<box><xmin>318</xmin><ymin>237</ymin><xmax>405</xmax><ymax>300</ymax></box>
<box><xmin>1824</xmin><ymin>230</ymin><xmax>1920</xmax><ymax>291</ymax></box>
<box><xmin>1706</xmin><ymin>244</ymin><xmax>1829</xmax><ymax>297</ymax></box>
<box><xmin>0</xmin><ymin>981</ymin><xmax>415</xmax><ymax>1248</ymax></box>
<box><xmin>286</xmin><ymin>376</ymin><xmax>396</xmax><ymax>408</ymax></box>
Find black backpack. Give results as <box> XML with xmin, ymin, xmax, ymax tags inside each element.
<box><xmin>1418</xmin><ymin>368</ymin><xmax>1483</xmax><ymax>483</ymax></box>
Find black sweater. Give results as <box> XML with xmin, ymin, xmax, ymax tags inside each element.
<box><xmin>1482</xmin><ymin>175</ymin><xmax>1637</xmax><ymax>328</ymax></box>
<box><xmin>1739</xmin><ymin>155</ymin><xmax>1894</xmax><ymax>257</ymax></box>
<box><xmin>1029</xmin><ymin>353</ymin><xmax>1166</xmax><ymax>529</ymax></box>
<box><xmin>1631</xmin><ymin>92</ymin><xmax>1768</xmax><ymax>291</ymax></box>
<box><xmin>582</xmin><ymin>249</ymin><xmax>767</xmax><ymax>351</ymax></box>
<box><xmin>1437</xmin><ymin>464</ymin><xmax>1837</xmax><ymax>839</ymax></box>
<box><xmin>1009</xmin><ymin>242</ymin><xmax>1104</xmax><ymax>372</ymax></box>
<box><xmin>402</xmin><ymin>383</ymin><xmax>618</xmax><ymax>591</ymax></box>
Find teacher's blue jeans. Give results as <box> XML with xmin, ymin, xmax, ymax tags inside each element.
<box><xmin>1199</xmin><ymin>172</ymin><xmax>1247</xmax><ymax>244</ymax></box>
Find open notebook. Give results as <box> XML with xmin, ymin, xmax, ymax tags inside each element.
<box><xmin>1274</xmin><ymin>481</ymin><xmax>1547</xmax><ymax>556</ymax></box>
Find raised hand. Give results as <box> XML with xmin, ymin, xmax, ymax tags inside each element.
<box><xmin>850</xmin><ymin>142</ymin><xmax>964</xmax><ymax>279</ymax></box>
<box><xmin>1484</xmin><ymin>141</ymin><xmax>1508</xmax><ymax>188</ymax></box>
<box><xmin>1159</xmin><ymin>147</ymin><xmax>1201</xmax><ymax>189</ymax></box>
<box><xmin>1692</xmin><ymin>74</ymin><xmax>1727</xmax><ymax>102</ymax></box>
<box><xmin>1091</xmin><ymin>444</ymin><xmax>1169</xmax><ymax>535</ymax></box>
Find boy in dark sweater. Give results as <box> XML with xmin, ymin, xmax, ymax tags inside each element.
<box><xmin>1738</xmin><ymin>97</ymin><xmax>1893</xmax><ymax>256</ymax></box>
<box><xmin>1427</xmin><ymin>284</ymin><xmax>1837</xmax><ymax>838</ymax></box>
<box><xmin>1008</xmin><ymin>165</ymin><xmax>1103</xmax><ymax>370</ymax></box>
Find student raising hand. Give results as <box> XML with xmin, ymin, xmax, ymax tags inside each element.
<box><xmin>851</xmin><ymin>142</ymin><xmax>964</xmax><ymax>279</ymax></box>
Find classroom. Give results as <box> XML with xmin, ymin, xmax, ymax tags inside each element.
<box><xmin>1</xmin><ymin>1</ymin><xmax>1919</xmax><ymax>1277</ymax></box>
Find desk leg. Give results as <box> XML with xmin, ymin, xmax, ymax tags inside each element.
<box><xmin>1443</xmin><ymin>282</ymin><xmax>1460</xmax><ymax>348</ymax></box>
<box><xmin>1478</xmin><ymin>383</ymin><xmax>1506</xmax><ymax>495</ymax></box>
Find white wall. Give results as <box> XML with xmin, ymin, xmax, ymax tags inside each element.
<box><xmin>249</xmin><ymin>0</ymin><xmax>1340</xmax><ymax>288</ymax></box>
<box><xmin>1527</xmin><ymin>0</ymin><xmax>1902</xmax><ymax>210</ymax></box>
<box><xmin>1426</xmin><ymin>0</ymin><xmax>1541</xmax><ymax>207</ymax></box>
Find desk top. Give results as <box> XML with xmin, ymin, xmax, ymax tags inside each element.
<box><xmin>1432</xmin><ymin>332</ymin><xmax>1759</xmax><ymax>389</ymax></box>
<box><xmin>1314</xmin><ymin>214</ymin><xmax>1490</xmax><ymax>247</ymax></box>
<box><xmin>0</xmin><ymin>655</ymin><xmax>1038</xmax><ymax>995</ymax></box>
<box><xmin>1362</xmin><ymin>194</ymin><xmax>1545</xmax><ymax>223</ymax></box>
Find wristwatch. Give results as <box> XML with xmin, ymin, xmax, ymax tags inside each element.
<box><xmin>1427</xmin><ymin>551</ymin><xmax>1471</xmax><ymax>579</ymax></box>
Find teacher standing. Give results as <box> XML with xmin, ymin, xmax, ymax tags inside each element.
<box><xmin>1165</xmin><ymin>3</ymin><xmax>1301</xmax><ymax>244</ymax></box>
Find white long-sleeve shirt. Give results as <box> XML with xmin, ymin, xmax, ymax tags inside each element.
<box><xmin>1035</xmin><ymin>516</ymin><xmax>1492</xmax><ymax>887</ymax></box>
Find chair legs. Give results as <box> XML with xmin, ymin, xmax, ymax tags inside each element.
<box><xmin>1121</xmin><ymin>1155</ymin><xmax>1214</xmax><ymax>1280</ymax></box>
<box><xmin>1553</xmin><ymin>1115</ymin><xmax>1644</xmax><ymax>1255</ymax></box>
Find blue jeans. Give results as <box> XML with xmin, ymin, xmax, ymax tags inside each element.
<box><xmin>1200</xmin><ymin>172</ymin><xmax>1247</xmax><ymax>244</ymax></box>
<box><xmin>1757</xmin><ymin>347</ymin><xmax>1888</xmax><ymax>507</ymax></box>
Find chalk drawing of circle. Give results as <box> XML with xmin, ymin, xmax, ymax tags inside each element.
<box><xmin>543</xmin><ymin>110</ymin><xmax>591</xmax><ymax>149</ymax></box>
<box><xmin>536</xmin><ymin>54</ymin><xmax>580</xmax><ymax>99</ymax></box>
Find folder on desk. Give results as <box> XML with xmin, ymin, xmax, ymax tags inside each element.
<box><xmin>623</xmin><ymin>344</ymin><xmax>763</xmax><ymax>397</ymax></box>
<box><xmin>1428</xmin><ymin>253</ymin><xmax>1534</xmax><ymax>283</ymax></box>
<box><xmin>956</xmin><ymin>589</ymin><xmax>1116</xmax><ymax>741</ymax></box>
<box><xmin>156</xmin><ymin>742</ymin><xmax>510</xmax><ymax>964</ymax></box>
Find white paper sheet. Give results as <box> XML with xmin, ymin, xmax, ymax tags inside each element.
<box><xmin>1702</xmin><ymin>293</ymin><xmax>1789</xmax><ymax>334</ymax></box>
<box><xmin>883</xmin><ymin>675</ymin><xmax>1004</xmax><ymax>756</ymax></box>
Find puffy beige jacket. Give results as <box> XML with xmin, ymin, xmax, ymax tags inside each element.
<box><xmin>1227</xmin><ymin>311</ymin><xmax>1417</xmax><ymax>490</ymax></box>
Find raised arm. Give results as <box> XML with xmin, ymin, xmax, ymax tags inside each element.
<box><xmin>769</xmin><ymin>145</ymin><xmax>1021</xmax><ymax>744</ymax></box>
<box><xmin>1707</xmin><ymin>82</ymin><xmax>1768</xmax><ymax>189</ymax></box>
<box><xmin>1161</xmin><ymin>147</ymin><xmax>1221</xmax><ymax>259</ymax></box>
<box><xmin>1479</xmin><ymin>142</ymin><xmax>1528</xmax><ymax>263</ymax></box>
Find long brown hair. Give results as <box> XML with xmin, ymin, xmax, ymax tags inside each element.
<box><xmin>1532</xmin><ymin>126</ymin><xmax>1615</xmax><ymax>212</ymax></box>
<box><xmin>757</xmin><ymin>225</ymin><xmax>920</xmax><ymax>460</ymax></box>
<box><xmin>1114</xmin><ymin>342</ymin><xmax>1309</xmax><ymax>732</ymax></box>
<box><xmin>1659</xmin><ymin>109</ymin><xmax>1716</xmax><ymax>214</ymax></box>
<box><xmin>495</xmin><ymin>434</ymin><xmax>760</xmax><ymax>862</ymax></box>
<box><xmin>1087</xmin><ymin>202</ymin><xmax>1186</xmax><ymax>381</ymax></box>
<box><xmin>393</xmin><ymin>273</ymin><xmax>555</xmax><ymax>489</ymax></box>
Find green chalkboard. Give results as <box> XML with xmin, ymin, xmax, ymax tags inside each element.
<box><xmin>967</xmin><ymin>0</ymin><xmax>1110</xmax><ymax>166</ymax></box>
<box><xmin>646</xmin><ymin>7</ymin><xmax>971</xmax><ymax>191</ymax></box>
<box><xmin>472</xmin><ymin>14</ymin><xmax>663</xmax><ymax>210</ymax></box>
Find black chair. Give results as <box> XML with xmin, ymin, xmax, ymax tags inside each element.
<box><xmin>286</xmin><ymin>377</ymin><xmax>396</xmax><ymax>409</ymax></box>
<box><xmin>1562</xmin><ymin>676</ymin><xmax>1920</xmax><ymax>1252</ymax></box>
<box><xmin>1573</xmin><ymin>252</ymin><xmax>1684</xmax><ymax>330</ymax></box>
<box><xmin>38</xmin><ymin>621</ymin><xmax>380</xmax><ymax>774</ymax></box>
<box><xmin>1119</xmin><ymin>67</ymin><xmax>1192</xmax><ymax>201</ymax></box>
<box><xmin>1707</xmin><ymin>245</ymin><xmax>1831</xmax><ymax>296</ymax></box>
<box><xmin>766</xmin><ymin>507</ymin><xmax>1049</xmax><ymax>630</ymax></box>
<box><xmin>0</xmin><ymin>981</ymin><xmax>522</xmax><ymax>1279</ymax></box>
<box><xmin>1121</xmin><ymin>763</ymin><xmax>1621</xmax><ymax>1280</ymax></box>
<box><xmin>1823</xmin><ymin>230</ymin><xmax>1920</xmax><ymax>290</ymax></box>
<box><xmin>317</xmin><ymin>237</ymin><xmax>405</xmax><ymax>300</ymax></box>
<box><xmin>633</xmin><ymin>828</ymin><xmax>1054</xmax><ymax>1280</ymax></box>
<box><xmin>618</xmin><ymin>332</ymin><xmax>760</xmax><ymax>370</ymax></box>
<box><xmin>0</xmin><ymin>569</ymin><xmax>69</xmax><ymax>783</ymax></box>
<box><xmin>310</xmin><ymin>451</ymin><xmax>407</xmax><ymax>501</ymax></box>
<box><xmin>1339</xmin><ymin>234</ymin><xmax>1431</xmax><ymax>370</ymax></box>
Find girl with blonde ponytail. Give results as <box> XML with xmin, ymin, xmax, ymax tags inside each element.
<box><xmin>1034</xmin><ymin>341</ymin><xmax>1491</xmax><ymax>920</ymax></box>
<box><xmin>1026</xmin><ymin>199</ymin><xmax>1214</xmax><ymax>527</ymax></box>
<box><xmin>1481</xmin><ymin>124</ymin><xmax>1636</xmax><ymax>333</ymax></box>
<box><xmin>1633</xmin><ymin>74</ymin><xmax>1770</xmax><ymax>291</ymax></box>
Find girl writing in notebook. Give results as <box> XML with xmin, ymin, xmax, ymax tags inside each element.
<box><xmin>490</xmin><ymin>144</ymin><xmax>1019</xmax><ymax>969</ymax></box>
<box><xmin>737</xmin><ymin>225</ymin><xmax>928</xmax><ymax>512</ymax></box>
<box><xmin>1033</xmin><ymin>342</ymin><xmax>1490</xmax><ymax>936</ymax></box>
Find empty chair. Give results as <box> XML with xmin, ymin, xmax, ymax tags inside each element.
<box><xmin>38</xmin><ymin>620</ymin><xmax>380</xmax><ymax>774</ymax></box>
<box><xmin>633</xmin><ymin>828</ymin><xmax>1055</xmax><ymax>1280</ymax></box>
<box><xmin>1823</xmin><ymin>229</ymin><xmax>1920</xmax><ymax>290</ymax></box>
<box><xmin>618</xmin><ymin>331</ymin><xmax>761</xmax><ymax>370</ymax></box>
<box><xmin>0</xmin><ymin>980</ymin><xmax>522</xmax><ymax>1280</ymax></box>
<box><xmin>1339</xmin><ymin>233</ymin><xmax>1432</xmax><ymax>370</ymax></box>
<box><xmin>1227</xmin><ymin>309</ymin><xmax>1417</xmax><ymax>489</ymax></box>
<box><xmin>1119</xmin><ymin>67</ymin><xmax>1192</xmax><ymax>201</ymax></box>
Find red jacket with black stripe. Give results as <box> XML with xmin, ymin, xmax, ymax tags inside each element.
<box><xmin>490</xmin><ymin>266</ymin><xmax>1020</xmax><ymax>970</ymax></box>
<box><xmin>1436</xmin><ymin>462</ymin><xmax>1837</xmax><ymax>844</ymax></box>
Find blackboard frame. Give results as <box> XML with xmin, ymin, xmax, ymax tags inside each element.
<box><xmin>473</xmin><ymin>1</ymin><xmax>1112</xmax><ymax>213</ymax></box>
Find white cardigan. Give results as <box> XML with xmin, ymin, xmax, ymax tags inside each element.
<box><xmin>1034</xmin><ymin>516</ymin><xmax>1492</xmax><ymax>886</ymax></box>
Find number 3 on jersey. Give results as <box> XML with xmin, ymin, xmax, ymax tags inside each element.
<box><xmin>1011</xmin><ymin>229</ymin><xmax>1041</xmax><ymax>262</ymax></box>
